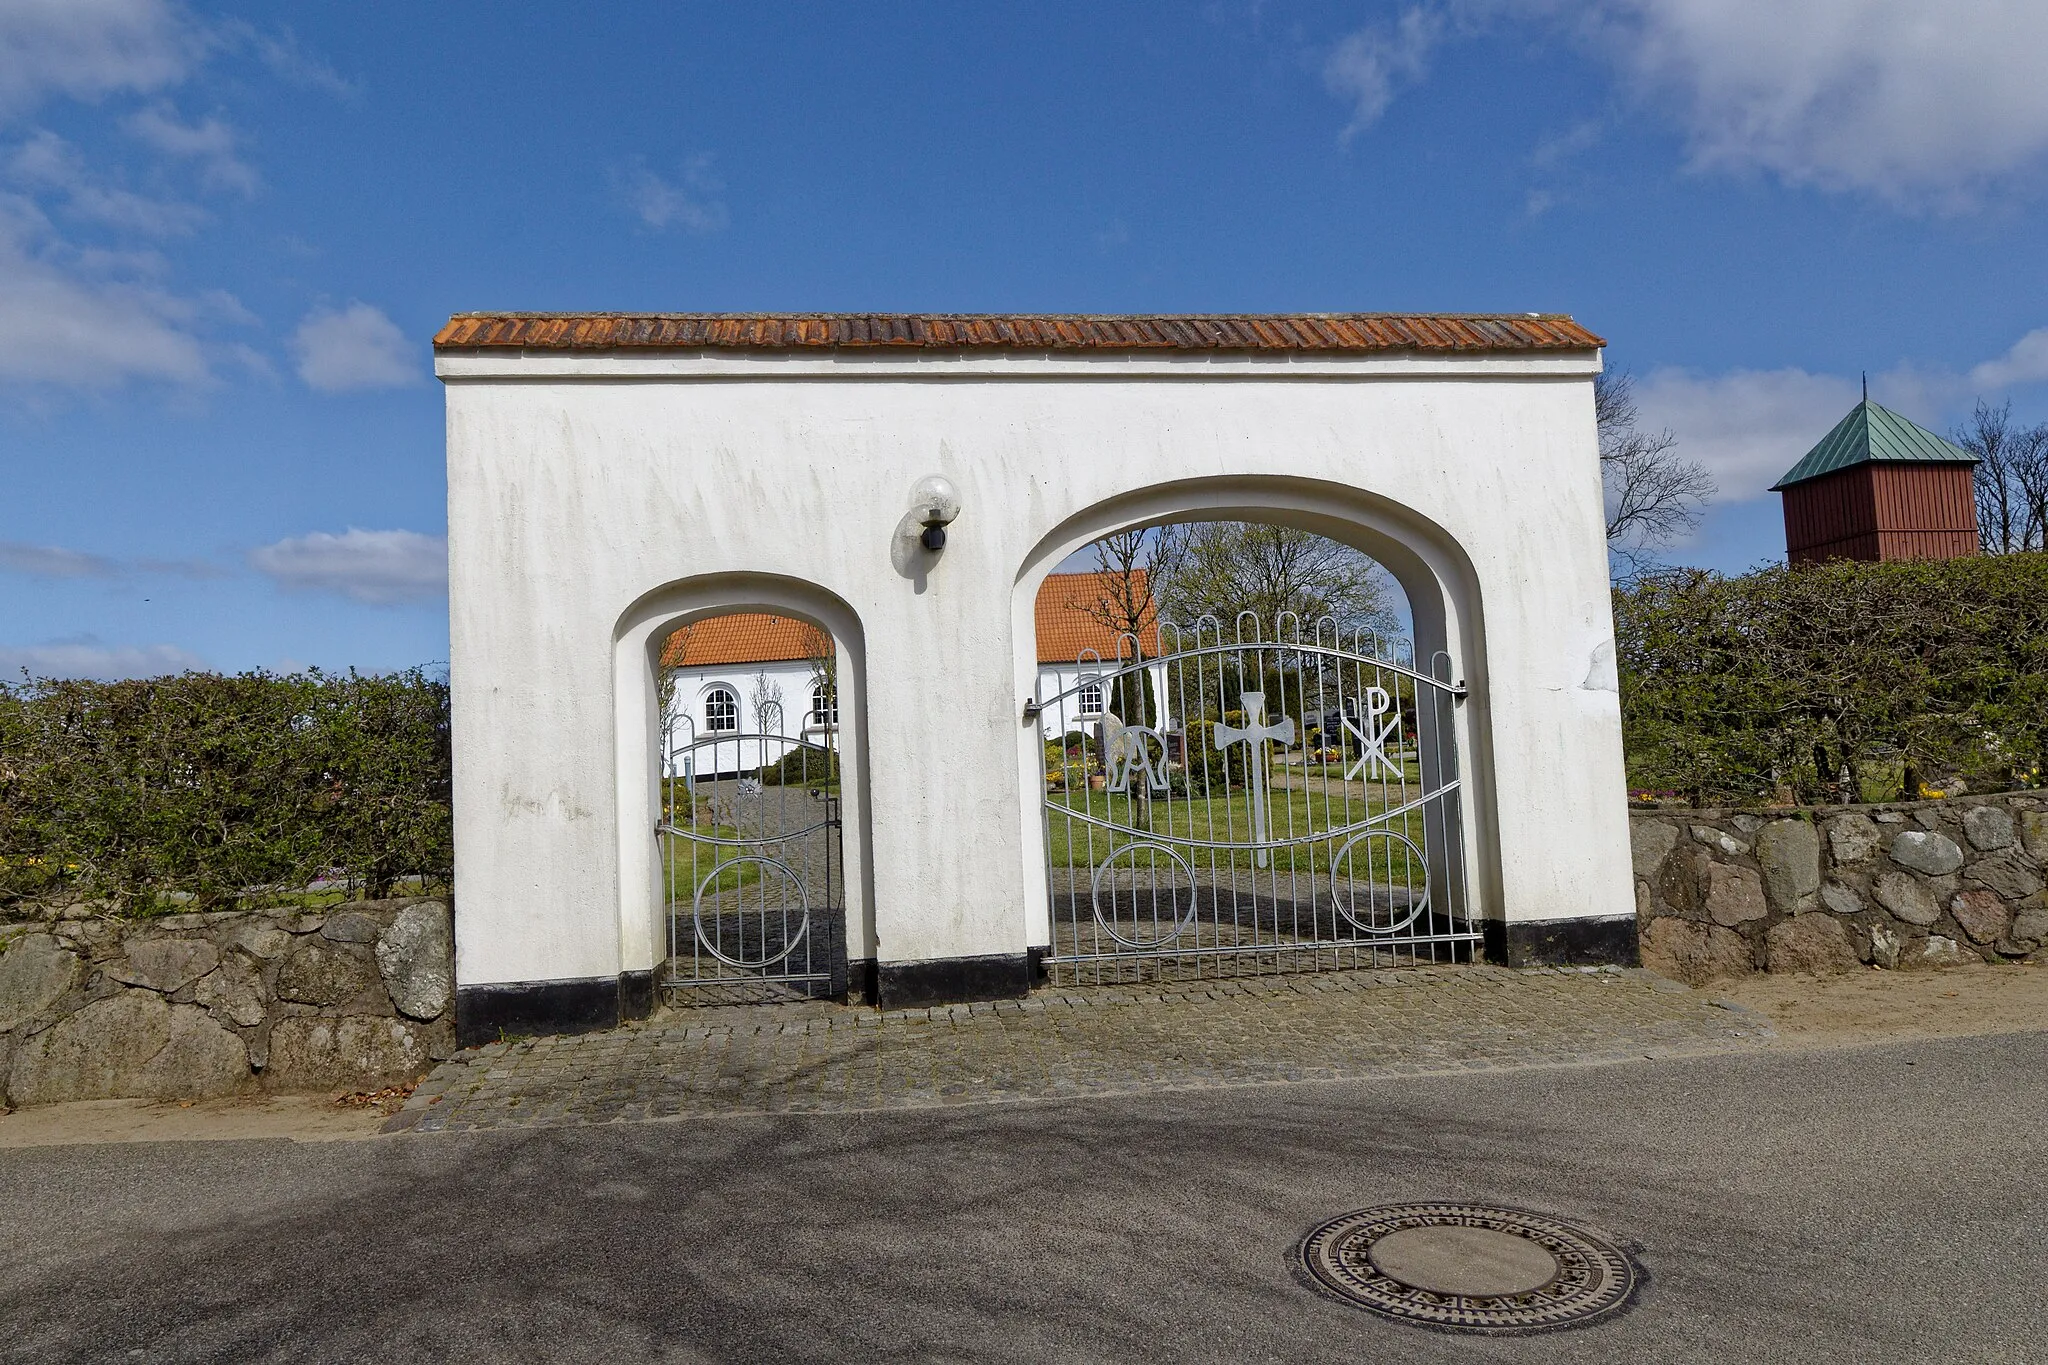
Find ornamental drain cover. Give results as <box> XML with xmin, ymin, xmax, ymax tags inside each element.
<box><xmin>1298</xmin><ymin>1203</ymin><xmax>1640</xmax><ymax>1334</ymax></box>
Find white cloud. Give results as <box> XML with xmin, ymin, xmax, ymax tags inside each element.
<box><xmin>1327</xmin><ymin>1</ymin><xmax>2048</xmax><ymax>205</ymax></box>
<box><xmin>0</xmin><ymin>0</ymin><xmax>194</xmax><ymax>117</ymax></box>
<box><xmin>290</xmin><ymin>302</ymin><xmax>418</xmax><ymax>392</ymax></box>
<box><xmin>1529</xmin><ymin>118</ymin><xmax>1603</xmax><ymax>171</ymax></box>
<box><xmin>7</xmin><ymin>129</ymin><xmax>205</xmax><ymax>234</ymax></box>
<box><xmin>614</xmin><ymin>155</ymin><xmax>729</xmax><ymax>233</ymax></box>
<box><xmin>0</xmin><ymin>539</ymin><xmax>119</xmax><ymax>577</ymax></box>
<box><xmin>123</xmin><ymin>103</ymin><xmax>256</xmax><ymax>194</ymax></box>
<box><xmin>1633</xmin><ymin>366</ymin><xmax>1864</xmax><ymax>503</ymax></box>
<box><xmin>220</xmin><ymin>21</ymin><xmax>355</xmax><ymax>99</ymax></box>
<box><xmin>1628</xmin><ymin>321</ymin><xmax>2048</xmax><ymax>503</ymax></box>
<box><xmin>0</xmin><ymin>195</ymin><xmax>210</xmax><ymax>385</ymax></box>
<box><xmin>1968</xmin><ymin>328</ymin><xmax>2048</xmax><ymax>392</ymax></box>
<box><xmin>0</xmin><ymin>5</ymin><xmax>299</xmax><ymax>393</ymax></box>
<box><xmin>1570</xmin><ymin>0</ymin><xmax>2048</xmax><ymax>203</ymax></box>
<box><xmin>0</xmin><ymin>636</ymin><xmax>204</xmax><ymax>680</ymax></box>
<box><xmin>1323</xmin><ymin>8</ymin><xmax>1444</xmax><ymax>136</ymax></box>
<box><xmin>250</xmin><ymin>528</ymin><xmax>447</xmax><ymax>605</ymax></box>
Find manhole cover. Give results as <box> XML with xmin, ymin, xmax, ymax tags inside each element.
<box><xmin>1298</xmin><ymin>1203</ymin><xmax>1639</xmax><ymax>1334</ymax></box>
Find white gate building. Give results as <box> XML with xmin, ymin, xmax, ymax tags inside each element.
<box><xmin>436</xmin><ymin>313</ymin><xmax>1634</xmax><ymax>1041</ymax></box>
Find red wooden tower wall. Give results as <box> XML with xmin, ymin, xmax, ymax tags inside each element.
<box><xmin>1782</xmin><ymin>463</ymin><xmax>1979</xmax><ymax>565</ymax></box>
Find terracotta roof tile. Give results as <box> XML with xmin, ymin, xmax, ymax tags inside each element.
<box><xmin>1034</xmin><ymin>571</ymin><xmax>1161</xmax><ymax>664</ymax></box>
<box><xmin>658</xmin><ymin>575</ymin><xmax>1159</xmax><ymax>672</ymax></box>
<box><xmin>435</xmin><ymin>312</ymin><xmax>1603</xmax><ymax>354</ymax></box>
<box><xmin>660</xmin><ymin>615</ymin><xmax>828</xmax><ymax>670</ymax></box>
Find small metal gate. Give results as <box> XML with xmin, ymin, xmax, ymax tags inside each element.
<box><xmin>1034</xmin><ymin>614</ymin><xmax>1476</xmax><ymax>986</ymax></box>
<box><xmin>659</xmin><ymin>709</ymin><xmax>845</xmax><ymax>1002</ymax></box>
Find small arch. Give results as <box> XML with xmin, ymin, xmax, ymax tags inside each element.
<box><xmin>701</xmin><ymin>685</ymin><xmax>739</xmax><ymax>733</ymax></box>
<box><xmin>810</xmin><ymin>681</ymin><xmax>839</xmax><ymax>729</ymax></box>
<box><xmin>613</xmin><ymin>574</ymin><xmax>875</xmax><ymax>995</ymax></box>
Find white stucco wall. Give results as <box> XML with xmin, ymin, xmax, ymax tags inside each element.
<box><xmin>440</xmin><ymin>347</ymin><xmax>1629</xmax><ymax>991</ymax></box>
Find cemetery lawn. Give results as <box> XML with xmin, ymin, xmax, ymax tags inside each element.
<box><xmin>661</xmin><ymin>826</ymin><xmax>768</xmax><ymax>896</ymax></box>
<box><xmin>1044</xmin><ymin>786</ymin><xmax>1432</xmax><ymax>877</ymax></box>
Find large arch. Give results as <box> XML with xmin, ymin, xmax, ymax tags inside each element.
<box><xmin>1010</xmin><ymin>475</ymin><xmax>1500</xmax><ymax>957</ymax></box>
<box><xmin>613</xmin><ymin>574</ymin><xmax>876</xmax><ymax>1004</ymax></box>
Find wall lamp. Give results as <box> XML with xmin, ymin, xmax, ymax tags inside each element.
<box><xmin>911</xmin><ymin>474</ymin><xmax>962</xmax><ymax>551</ymax></box>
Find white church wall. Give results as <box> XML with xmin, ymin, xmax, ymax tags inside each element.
<box><xmin>660</xmin><ymin>658</ymin><xmax>833</xmax><ymax>777</ymax></box>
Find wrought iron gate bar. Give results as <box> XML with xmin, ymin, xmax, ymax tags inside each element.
<box><xmin>1100</xmin><ymin>637</ymin><xmax>1467</xmax><ymax>694</ymax></box>
<box><xmin>1046</xmin><ymin>780</ymin><xmax>1462</xmax><ymax>849</ymax></box>
<box><xmin>659</xmin><ymin>705</ymin><xmax>846</xmax><ymax>1004</ymax></box>
<box><xmin>1051</xmin><ymin>932</ymin><xmax>1482</xmax><ymax>965</ymax></box>
<box><xmin>1036</xmin><ymin>613</ymin><xmax>1476</xmax><ymax>987</ymax></box>
<box><xmin>654</xmin><ymin>819</ymin><xmax>837</xmax><ymax>845</ymax></box>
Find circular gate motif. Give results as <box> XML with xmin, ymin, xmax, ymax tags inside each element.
<box><xmin>1088</xmin><ymin>840</ymin><xmax>1199</xmax><ymax>949</ymax></box>
<box><xmin>692</xmin><ymin>854</ymin><xmax>812</xmax><ymax>969</ymax></box>
<box><xmin>1329</xmin><ymin>830</ymin><xmax>1430</xmax><ymax>935</ymax></box>
<box><xmin>1299</xmin><ymin>1203</ymin><xmax>1639</xmax><ymax>1334</ymax></box>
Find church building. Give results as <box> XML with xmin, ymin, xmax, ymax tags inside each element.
<box><xmin>660</xmin><ymin>571</ymin><xmax>1173</xmax><ymax>776</ymax></box>
<box><xmin>1772</xmin><ymin>397</ymin><xmax>1981</xmax><ymax>564</ymax></box>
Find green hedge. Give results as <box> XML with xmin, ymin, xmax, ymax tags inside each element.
<box><xmin>1615</xmin><ymin>554</ymin><xmax>2048</xmax><ymax>805</ymax></box>
<box><xmin>0</xmin><ymin>669</ymin><xmax>451</xmax><ymax>909</ymax></box>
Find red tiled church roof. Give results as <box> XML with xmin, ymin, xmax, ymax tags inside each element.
<box><xmin>1035</xmin><ymin>571</ymin><xmax>1161</xmax><ymax>663</ymax></box>
<box><xmin>657</xmin><ymin>573</ymin><xmax>1160</xmax><ymax>670</ymax></box>
<box><xmin>660</xmin><ymin>615</ymin><xmax>827</xmax><ymax>669</ymax></box>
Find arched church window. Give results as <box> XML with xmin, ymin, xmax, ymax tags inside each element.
<box><xmin>704</xmin><ymin>686</ymin><xmax>738</xmax><ymax>732</ymax></box>
<box><xmin>811</xmin><ymin>683</ymin><xmax>838</xmax><ymax>727</ymax></box>
<box><xmin>1077</xmin><ymin>679</ymin><xmax>1105</xmax><ymax>716</ymax></box>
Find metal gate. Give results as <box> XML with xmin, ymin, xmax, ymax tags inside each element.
<box><xmin>1034</xmin><ymin>615</ymin><xmax>1476</xmax><ymax>986</ymax></box>
<box><xmin>658</xmin><ymin>708</ymin><xmax>845</xmax><ymax>1002</ymax></box>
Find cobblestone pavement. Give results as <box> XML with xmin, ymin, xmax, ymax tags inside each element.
<box><xmin>391</xmin><ymin>964</ymin><xmax>1772</xmax><ymax>1133</ymax></box>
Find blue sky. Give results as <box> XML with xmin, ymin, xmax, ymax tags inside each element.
<box><xmin>3</xmin><ymin>1</ymin><xmax>2046</xmax><ymax>677</ymax></box>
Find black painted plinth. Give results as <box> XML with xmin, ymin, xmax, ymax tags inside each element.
<box><xmin>1483</xmin><ymin>915</ymin><xmax>1640</xmax><ymax>969</ymax></box>
<box><xmin>846</xmin><ymin>958</ymin><xmax>879</xmax><ymax>1007</ymax></box>
<box><xmin>619</xmin><ymin>969</ymin><xmax>656</xmax><ymax>1022</ymax></box>
<box><xmin>456</xmin><ymin>975</ymin><xmax>630</xmax><ymax>1047</ymax></box>
<box><xmin>875</xmin><ymin>952</ymin><xmax>1032</xmax><ymax>1009</ymax></box>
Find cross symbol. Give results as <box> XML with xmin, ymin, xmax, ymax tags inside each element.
<box><xmin>1214</xmin><ymin>692</ymin><xmax>1294</xmax><ymax>868</ymax></box>
<box><xmin>1342</xmin><ymin>686</ymin><xmax>1402</xmax><ymax>782</ymax></box>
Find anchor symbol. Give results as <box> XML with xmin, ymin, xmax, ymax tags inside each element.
<box><xmin>1214</xmin><ymin>692</ymin><xmax>1294</xmax><ymax>868</ymax></box>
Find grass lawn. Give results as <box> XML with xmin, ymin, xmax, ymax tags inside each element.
<box><xmin>661</xmin><ymin>825</ymin><xmax>768</xmax><ymax>898</ymax></box>
<box><xmin>1044</xmin><ymin>784</ymin><xmax>1437</xmax><ymax>879</ymax></box>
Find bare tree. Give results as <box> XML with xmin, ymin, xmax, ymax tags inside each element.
<box><xmin>748</xmin><ymin>669</ymin><xmax>784</xmax><ymax>734</ymax></box>
<box><xmin>1149</xmin><ymin>522</ymin><xmax>1397</xmax><ymax>634</ymax></box>
<box><xmin>1954</xmin><ymin>399</ymin><xmax>2048</xmax><ymax>554</ymax></box>
<box><xmin>1070</xmin><ymin>529</ymin><xmax>1159</xmax><ymax>653</ymax></box>
<box><xmin>1598</xmin><ymin>370</ymin><xmax>1713</xmax><ymax>576</ymax></box>
<box><xmin>798</xmin><ymin>624</ymin><xmax>836</xmax><ymax>738</ymax></box>
<box><xmin>1063</xmin><ymin>529</ymin><xmax>1166</xmax><ymax>725</ymax></box>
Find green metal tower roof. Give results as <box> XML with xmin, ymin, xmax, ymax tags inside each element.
<box><xmin>1770</xmin><ymin>399</ymin><xmax>1977</xmax><ymax>491</ymax></box>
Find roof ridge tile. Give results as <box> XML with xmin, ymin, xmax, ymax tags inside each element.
<box><xmin>432</xmin><ymin>311</ymin><xmax>1604</xmax><ymax>353</ymax></box>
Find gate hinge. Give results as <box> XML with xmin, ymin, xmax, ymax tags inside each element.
<box><xmin>1451</xmin><ymin>682</ymin><xmax>1469</xmax><ymax>702</ymax></box>
<box><xmin>1021</xmin><ymin>699</ymin><xmax>1043</xmax><ymax>721</ymax></box>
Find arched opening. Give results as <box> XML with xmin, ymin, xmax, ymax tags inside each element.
<box><xmin>1013</xmin><ymin>477</ymin><xmax>1492</xmax><ymax>987</ymax></box>
<box><xmin>657</xmin><ymin>610</ymin><xmax>842</xmax><ymax>1000</ymax></box>
<box><xmin>614</xmin><ymin>577</ymin><xmax>874</xmax><ymax>1008</ymax></box>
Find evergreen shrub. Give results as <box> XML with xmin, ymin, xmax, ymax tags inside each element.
<box><xmin>0</xmin><ymin>668</ymin><xmax>452</xmax><ymax>910</ymax></box>
<box><xmin>1615</xmin><ymin>554</ymin><xmax>2048</xmax><ymax>805</ymax></box>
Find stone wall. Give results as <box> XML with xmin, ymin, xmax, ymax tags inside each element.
<box><xmin>1631</xmin><ymin>793</ymin><xmax>2048</xmax><ymax>985</ymax></box>
<box><xmin>0</xmin><ymin>898</ymin><xmax>452</xmax><ymax>1108</ymax></box>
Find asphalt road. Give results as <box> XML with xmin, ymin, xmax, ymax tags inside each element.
<box><xmin>2</xmin><ymin>1034</ymin><xmax>2043</xmax><ymax>1363</ymax></box>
